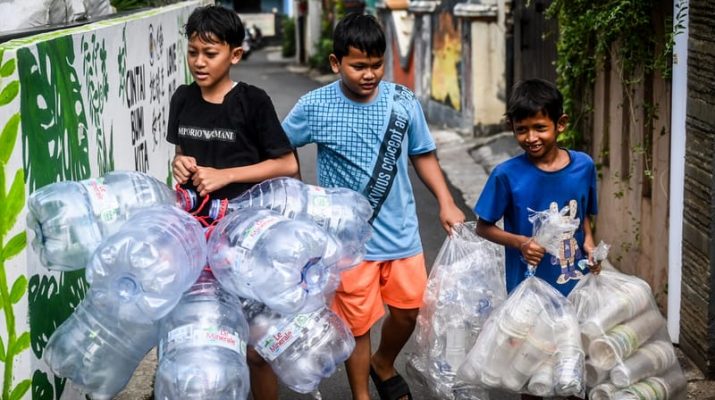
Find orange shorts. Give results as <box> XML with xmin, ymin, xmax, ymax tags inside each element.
<box><xmin>330</xmin><ymin>253</ymin><xmax>427</xmax><ymax>336</ymax></box>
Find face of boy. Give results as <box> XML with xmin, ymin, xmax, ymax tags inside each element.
<box><xmin>512</xmin><ymin>111</ymin><xmax>567</xmax><ymax>161</ymax></box>
<box><xmin>329</xmin><ymin>46</ymin><xmax>385</xmax><ymax>103</ymax></box>
<box><xmin>187</xmin><ymin>33</ymin><xmax>242</xmax><ymax>94</ymax></box>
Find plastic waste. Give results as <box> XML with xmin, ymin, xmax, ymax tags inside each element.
<box><xmin>208</xmin><ymin>208</ymin><xmax>338</xmax><ymax>314</ymax></box>
<box><xmin>154</xmin><ymin>270</ymin><xmax>250</xmax><ymax>400</ymax></box>
<box><xmin>43</xmin><ymin>290</ymin><xmax>159</xmax><ymax>400</ymax></box>
<box><xmin>245</xmin><ymin>300</ymin><xmax>355</xmax><ymax>394</ymax></box>
<box><xmin>229</xmin><ymin>177</ymin><xmax>373</xmax><ymax>269</ymax></box>
<box><xmin>85</xmin><ymin>205</ymin><xmax>207</xmax><ymax>322</ymax></box>
<box><xmin>27</xmin><ymin>170</ymin><xmax>175</xmax><ymax>271</ymax></box>
<box><xmin>406</xmin><ymin>222</ymin><xmax>505</xmax><ymax>400</ymax></box>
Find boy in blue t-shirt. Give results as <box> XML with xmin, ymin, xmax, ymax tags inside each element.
<box><xmin>282</xmin><ymin>13</ymin><xmax>465</xmax><ymax>400</ymax></box>
<box><xmin>474</xmin><ymin>78</ymin><xmax>599</xmax><ymax>301</ymax></box>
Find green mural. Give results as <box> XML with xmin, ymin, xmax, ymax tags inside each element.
<box><xmin>0</xmin><ymin>47</ymin><xmax>31</xmax><ymax>400</ymax></box>
<box><xmin>17</xmin><ymin>36</ymin><xmax>91</xmax><ymax>400</ymax></box>
<box><xmin>81</xmin><ymin>33</ymin><xmax>115</xmax><ymax>174</ymax></box>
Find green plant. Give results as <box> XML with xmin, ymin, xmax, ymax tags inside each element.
<box><xmin>281</xmin><ymin>16</ymin><xmax>296</xmax><ymax>58</ymax></box>
<box><xmin>0</xmin><ymin>47</ymin><xmax>31</xmax><ymax>400</ymax></box>
<box><xmin>546</xmin><ymin>0</ymin><xmax>684</xmax><ymax>150</ymax></box>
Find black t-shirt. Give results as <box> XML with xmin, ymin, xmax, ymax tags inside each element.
<box><xmin>167</xmin><ymin>82</ymin><xmax>293</xmax><ymax>199</ymax></box>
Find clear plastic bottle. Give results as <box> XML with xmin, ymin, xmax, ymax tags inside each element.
<box><xmin>229</xmin><ymin>177</ymin><xmax>373</xmax><ymax>269</ymax></box>
<box><xmin>208</xmin><ymin>208</ymin><xmax>336</xmax><ymax>314</ymax></box>
<box><xmin>154</xmin><ymin>270</ymin><xmax>250</xmax><ymax>400</ymax></box>
<box><xmin>85</xmin><ymin>205</ymin><xmax>207</xmax><ymax>322</ymax></box>
<box><xmin>251</xmin><ymin>306</ymin><xmax>355</xmax><ymax>393</ymax></box>
<box><xmin>43</xmin><ymin>290</ymin><xmax>160</xmax><ymax>400</ymax></box>
<box><xmin>27</xmin><ymin>170</ymin><xmax>176</xmax><ymax>271</ymax></box>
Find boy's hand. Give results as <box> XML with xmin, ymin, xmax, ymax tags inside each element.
<box><xmin>582</xmin><ymin>237</ymin><xmax>601</xmax><ymax>275</ymax></box>
<box><xmin>439</xmin><ymin>203</ymin><xmax>466</xmax><ymax>235</ymax></box>
<box><xmin>520</xmin><ymin>237</ymin><xmax>546</xmax><ymax>267</ymax></box>
<box><xmin>173</xmin><ymin>155</ymin><xmax>197</xmax><ymax>184</ymax></box>
<box><xmin>191</xmin><ymin>167</ymin><xmax>230</xmax><ymax>197</ymax></box>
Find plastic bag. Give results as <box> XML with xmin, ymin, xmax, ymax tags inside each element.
<box><xmin>458</xmin><ymin>275</ymin><xmax>586</xmax><ymax>398</ymax></box>
<box><xmin>568</xmin><ymin>269</ymin><xmax>687</xmax><ymax>400</ymax></box>
<box><xmin>528</xmin><ymin>203</ymin><xmax>581</xmax><ymax>261</ymax></box>
<box><xmin>406</xmin><ymin>222</ymin><xmax>506</xmax><ymax>400</ymax></box>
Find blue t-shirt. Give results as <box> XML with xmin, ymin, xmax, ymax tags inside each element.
<box><xmin>474</xmin><ymin>150</ymin><xmax>598</xmax><ymax>296</ymax></box>
<box><xmin>282</xmin><ymin>81</ymin><xmax>435</xmax><ymax>260</ymax></box>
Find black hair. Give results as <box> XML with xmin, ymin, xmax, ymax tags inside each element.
<box><xmin>506</xmin><ymin>79</ymin><xmax>564</xmax><ymax>125</ymax></box>
<box><xmin>184</xmin><ymin>5</ymin><xmax>245</xmax><ymax>47</ymax></box>
<box><xmin>332</xmin><ymin>13</ymin><xmax>386</xmax><ymax>61</ymax></box>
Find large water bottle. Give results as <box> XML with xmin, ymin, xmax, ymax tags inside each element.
<box><xmin>43</xmin><ymin>290</ymin><xmax>159</xmax><ymax>400</ymax></box>
<box><xmin>249</xmin><ymin>304</ymin><xmax>355</xmax><ymax>393</ymax></box>
<box><xmin>229</xmin><ymin>177</ymin><xmax>373</xmax><ymax>269</ymax></box>
<box><xmin>154</xmin><ymin>270</ymin><xmax>250</xmax><ymax>400</ymax></box>
<box><xmin>85</xmin><ymin>205</ymin><xmax>207</xmax><ymax>322</ymax></box>
<box><xmin>208</xmin><ymin>208</ymin><xmax>337</xmax><ymax>314</ymax></box>
<box><xmin>27</xmin><ymin>170</ymin><xmax>176</xmax><ymax>271</ymax></box>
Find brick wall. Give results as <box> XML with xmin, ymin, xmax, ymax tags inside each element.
<box><xmin>680</xmin><ymin>0</ymin><xmax>715</xmax><ymax>377</ymax></box>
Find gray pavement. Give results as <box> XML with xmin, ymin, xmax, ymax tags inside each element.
<box><xmin>114</xmin><ymin>46</ymin><xmax>715</xmax><ymax>400</ymax></box>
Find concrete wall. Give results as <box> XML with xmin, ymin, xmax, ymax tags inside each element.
<box><xmin>0</xmin><ymin>2</ymin><xmax>201</xmax><ymax>398</ymax></box>
<box><xmin>378</xmin><ymin>7</ymin><xmax>416</xmax><ymax>90</ymax></box>
<box><xmin>680</xmin><ymin>0</ymin><xmax>715</xmax><ymax>377</ymax></box>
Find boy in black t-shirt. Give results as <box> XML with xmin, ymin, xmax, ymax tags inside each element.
<box><xmin>166</xmin><ymin>6</ymin><xmax>297</xmax><ymax>399</ymax></box>
<box><xmin>167</xmin><ymin>5</ymin><xmax>298</xmax><ymax>203</ymax></box>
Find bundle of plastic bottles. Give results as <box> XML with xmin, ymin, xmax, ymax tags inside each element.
<box><xmin>28</xmin><ymin>171</ymin><xmax>369</xmax><ymax>399</ymax></box>
<box><xmin>568</xmin><ymin>268</ymin><xmax>687</xmax><ymax>400</ymax></box>
<box><xmin>43</xmin><ymin>204</ymin><xmax>207</xmax><ymax>399</ymax></box>
<box><xmin>406</xmin><ymin>222</ymin><xmax>506</xmax><ymax>400</ymax></box>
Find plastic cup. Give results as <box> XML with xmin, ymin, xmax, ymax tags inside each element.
<box><xmin>588</xmin><ymin>309</ymin><xmax>665</xmax><ymax>370</ymax></box>
<box><xmin>589</xmin><ymin>382</ymin><xmax>617</xmax><ymax>400</ymax></box>
<box><xmin>585</xmin><ymin>359</ymin><xmax>608</xmax><ymax>387</ymax></box>
<box><xmin>582</xmin><ymin>280</ymin><xmax>652</xmax><ymax>341</ymax></box>
<box><xmin>610</xmin><ymin>340</ymin><xmax>677</xmax><ymax>388</ymax></box>
<box><xmin>553</xmin><ymin>345</ymin><xmax>585</xmax><ymax>396</ymax></box>
<box><xmin>527</xmin><ymin>356</ymin><xmax>554</xmax><ymax>397</ymax></box>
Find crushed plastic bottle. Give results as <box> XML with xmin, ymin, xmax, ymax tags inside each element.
<box><xmin>154</xmin><ymin>270</ymin><xmax>250</xmax><ymax>400</ymax></box>
<box><xmin>27</xmin><ymin>170</ymin><xmax>176</xmax><ymax>271</ymax></box>
<box><xmin>208</xmin><ymin>208</ymin><xmax>338</xmax><ymax>314</ymax></box>
<box><xmin>247</xmin><ymin>301</ymin><xmax>355</xmax><ymax>393</ymax></box>
<box><xmin>43</xmin><ymin>290</ymin><xmax>159</xmax><ymax>400</ymax></box>
<box><xmin>85</xmin><ymin>205</ymin><xmax>207</xmax><ymax>322</ymax></box>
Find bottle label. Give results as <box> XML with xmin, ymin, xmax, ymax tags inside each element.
<box><xmin>160</xmin><ymin>324</ymin><xmax>247</xmax><ymax>357</ymax></box>
<box><xmin>237</xmin><ymin>214</ymin><xmax>283</xmax><ymax>249</ymax></box>
<box><xmin>306</xmin><ymin>186</ymin><xmax>332</xmax><ymax>225</ymax></box>
<box><xmin>255</xmin><ymin>308</ymin><xmax>325</xmax><ymax>361</ymax></box>
<box><xmin>81</xmin><ymin>178</ymin><xmax>120</xmax><ymax>223</ymax></box>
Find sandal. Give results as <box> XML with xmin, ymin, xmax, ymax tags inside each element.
<box><xmin>369</xmin><ymin>365</ymin><xmax>413</xmax><ymax>400</ymax></box>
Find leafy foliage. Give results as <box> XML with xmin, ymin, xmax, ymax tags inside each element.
<box><xmin>281</xmin><ymin>16</ymin><xmax>296</xmax><ymax>58</ymax></box>
<box><xmin>546</xmin><ymin>0</ymin><xmax>679</xmax><ymax>149</ymax></box>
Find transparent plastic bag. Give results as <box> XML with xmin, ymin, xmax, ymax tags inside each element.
<box><xmin>458</xmin><ymin>275</ymin><xmax>586</xmax><ymax>398</ymax></box>
<box><xmin>568</xmin><ymin>268</ymin><xmax>687</xmax><ymax>400</ymax></box>
<box><xmin>528</xmin><ymin>203</ymin><xmax>581</xmax><ymax>261</ymax></box>
<box><xmin>406</xmin><ymin>222</ymin><xmax>506</xmax><ymax>400</ymax></box>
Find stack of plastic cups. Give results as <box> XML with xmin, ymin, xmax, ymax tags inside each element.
<box><xmin>588</xmin><ymin>309</ymin><xmax>665</xmax><ymax>370</ymax></box>
<box><xmin>527</xmin><ymin>357</ymin><xmax>555</xmax><ymax>397</ymax></box>
<box><xmin>504</xmin><ymin>310</ymin><xmax>556</xmax><ymax>392</ymax></box>
<box><xmin>611</xmin><ymin>368</ymin><xmax>687</xmax><ymax>400</ymax></box>
<box><xmin>589</xmin><ymin>382</ymin><xmax>618</xmax><ymax>400</ymax></box>
<box><xmin>609</xmin><ymin>340</ymin><xmax>677</xmax><ymax>388</ymax></box>
<box><xmin>585</xmin><ymin>360</ymin><xmax>609</xmax><ymax>387</ymax></box>
<box><xmin>489</xmin><ymin>293</ymin><xmax>542</xmax><ymax>390</ymax></box>
<box><xmin>552</xmin><ymin>315</ymin><xmax>585</xmax><ymax>396</ymax></box>
<box><xmin>580</xmin><ymin>277</ymin><xmax>652</xmax><ymax>348</ymax></box>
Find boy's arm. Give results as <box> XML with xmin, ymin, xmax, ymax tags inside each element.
<box><xmin>476</xmin><ymin>219</ymin><xmax>546</xmax><ymax>267</ymax></box>
<box><xmin>191</xmin><ymin>151</ymin><xmax>299</xmax><ymax>197</ymax></box>
<box><xmin>410</xmin><ymin>151</ymin><xmax>465</xmax><ymax>233</ymax></box>
<box><xmin>582</xmin><ymin>215</ymin><xmax>600</xmax><ymax>273</ymax></box>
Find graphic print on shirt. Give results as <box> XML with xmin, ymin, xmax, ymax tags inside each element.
<box><xmin>177</xmin><ymin>125</ymin><xmax>236</xmax><ymax>142</ymax></box>
<box><xmin>363</xmin><ymin>84</ymin><xmax>412</xmax><ymax>222</ymax></box>
<box><xmin>552</xmin><ymin>199</ymin><xmax>584</xmax><ymax>285</ymax></box>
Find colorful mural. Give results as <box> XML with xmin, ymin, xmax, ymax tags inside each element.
<box><xmin>0</xmin><ymin>2</ymin><xmax>200</xmax><ymax>398</ymax></box>
<box><xmin>430</xmin><ymin>11</ymin><xmax>461</xmax><ymax>111</ymax></box>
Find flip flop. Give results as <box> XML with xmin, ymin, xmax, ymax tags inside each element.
<box><xmin>369</xmin><ymin>365</ymin><xmax>413</xmax><ymax>400</ymax></box>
